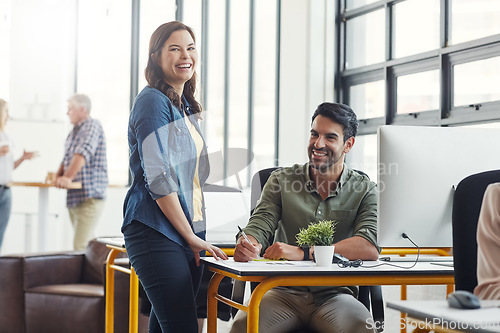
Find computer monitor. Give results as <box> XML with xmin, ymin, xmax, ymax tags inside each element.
<box><xmin>377</xmin><ymin>125</ymin><xmax>500</xmax><ymax>248</ymax></box>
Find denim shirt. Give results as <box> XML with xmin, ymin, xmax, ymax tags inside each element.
<box><xmin>123</xmin><ymin>86</ymin><xmax>210</xmax><ymax>247</ymax></box>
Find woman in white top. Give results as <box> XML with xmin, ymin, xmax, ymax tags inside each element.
<box><xmin>0</xmin><ymin>99</ymin><xmax>36</xmax><ymax>252</ymax></box>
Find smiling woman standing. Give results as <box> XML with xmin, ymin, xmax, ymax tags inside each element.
<box><xmin>122</xmin><ymin>22</ymin><xmax>227</xmax><ymax>333</ymax></box>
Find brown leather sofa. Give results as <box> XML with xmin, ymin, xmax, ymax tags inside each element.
<box><xmin>0</xmin><ymin>239</ymin><xmax>147</xmax><ymax>333</ymax></box>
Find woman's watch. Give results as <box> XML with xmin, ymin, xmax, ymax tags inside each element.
<box><xmin>300</xmin><ymin>246</ymin><xmax>310</xmax><ymax>261</ymax></box>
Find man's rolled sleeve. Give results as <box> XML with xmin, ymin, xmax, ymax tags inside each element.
<box><xmin>73</xmin><ymin>121</ymin><xmax>100</xmax><ymax>162</ymax></box>
<box><xmin>353</xmin><ymin>182</ymin><xmax>381</xmax><ymax>253</ymax></box>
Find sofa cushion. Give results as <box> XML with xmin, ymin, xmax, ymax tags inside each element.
<box><xmin>28</xmin><ymin>284</ymin><xmax>104</xmax><ymax>297</ymax></box>
<box><xmin>24</xmin><ymin>254</ymin><xmax>84</xmax><ymax>289</ymax></box>
<box><xmin>25</xmin><ymin>292</ymin><xmax>104</xmax><ymax>333</ymax></box>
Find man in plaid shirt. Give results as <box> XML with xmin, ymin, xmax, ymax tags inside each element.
<box><xmin>54</xmin><ymin>94</ymin><xmax>108</xmax><ymax>250</ymax></box>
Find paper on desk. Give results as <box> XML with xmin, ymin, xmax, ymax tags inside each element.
<box><xmin>222</xmin><ymin>258</ymin><xmax>316</xmax><ymax>267</ymax></box>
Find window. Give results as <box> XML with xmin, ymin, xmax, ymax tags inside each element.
<box><xmin>346</xmin><ymin>0</ymin><xmax>378</xmax><ymax>11</ymax></box>
<box><xmin>77</xmin><ymin>0</ymin><xmax>132</xmax><ymax>185</ymax></box>
<box><xmin>252</xmin><ymin>0</ymin><xmax>278</xmax><ymax>171</ymax></box>
<box><xmin>137</xmin><ymin>0</ymin><xmax>177</xmax><ymax>92</ymax></box>
<box><xmin>393</xmin><ymin>0</ymin><xmax>440</xmax><ymax>59</ymax></box>
<box><xmin>3</xmin><ymin>0</ymin><xmax>280</xmax><ymax>187</ymax></box>
<box><xmin>350</xmin><ymin>80</ymin><xmax>385</xmax><ymax>119</ymax></box>
<box><xmin>397</xmin><ymin>70</ymin><xmax>440</xmax><ymax>114</ymax></box>
<box><xmin>202</xmin><ymin>0</ymin><xmax>279</xmax><ymax>187</ymax></box>
<box><xmin>345</xmin><ymin>9</ymin><xmax>385</xmax><ymax>69</ymax></box>
<box><xmin>451</xmin><ymin>0</ymin><xmax>500</xmax><ymax>45</ymax></box>
<box><xmin>336</xmin><ymin>0</ymin><xmax>500</xmax><ymax>132</ymax></box>
<box><xmin>346</xmin><ymin>134</ymin><xmax>377</xmax><ymax>181</ymax></box>
<box><xmin>453</xmin><ymin>56</ymin><xmax>500</xmax><ymax>107</ymax></box>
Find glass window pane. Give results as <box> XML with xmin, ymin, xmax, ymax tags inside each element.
<box><xmin>226</xmin><ymin>0</ymin><xmax>250</xmax><ymax>188</ymax></box>
<box><xmin>451</xmin><ymin>0</ymin><xmax>500</xmax><ymax>45</ymax></box>
<box><xmin>183</xmin><ymin>1</ymin><xmax>203</xmax><ymax>106</ymax></box>
<box><xmin>253</xmin><ymin>0</ymin><xmax>277</xmax><ymax>171</ymax></box>
<box><xmin>77</xmin><ymin>0</ymin><xmax>131</xmax><ymax>185</ymax></box>
<box><xmin>454</xmin><ymin>57</ymin><xmax>500</xmax><ymax>107</ymax></box>
<box><xmin>349</xmin><ymin>80</ymin><xmax>385</xmax><ymax>119</ymax></box>
<box><xmin>394</xmin><ymin>0</ymin><xmax>440</xmax><ymax>59</ymax></box>
<box><xmin>397</xmin><ymin>70</ymin><xmax>440</xmax><ymax>114</ymax></box>
<box><xmin>346</xmin><ymin>134</ymin><xmax>377</xmax><ymax>181</ymax></box>
<box><xmin>345</xmin><ymin>9</ymin><xmax>385</xmax><ymax>69</ymax></box>
<box><xmin>204</xmin><ymin>0</ymin><xmax>226</xmax><ymax>182</ymax></box>
<box><xmin>345</xmin><ymin>0</ymin><xmax>378</xmax><ymax>11</ymax></box>
<box><xmin>138</xmin><ymin>0</ymin><xmax>176</xmax><ymax>92</ymax></box>
<box><xmin>183</xmin><ymin>0</ymin><xmax>202</xmax><ymax>34</ymax></box>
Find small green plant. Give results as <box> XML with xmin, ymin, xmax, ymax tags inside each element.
<box><xmin>296</xmin><ymin>220</ymin><xmax>337</xmax><ymax>247</ymax></box>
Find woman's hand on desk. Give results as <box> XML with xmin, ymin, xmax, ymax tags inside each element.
<box><xmin>186</xmin><ymin>235</ymin><xmax>228</xmax><ymax>266</ymax></box>
<box><xmin>234</xmin><ymin>235</ymin><xmax>262</xmax><ymax>262</ymax></box>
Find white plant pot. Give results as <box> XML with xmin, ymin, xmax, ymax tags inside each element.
<box><xmin>314</xmin><ymin>245</ymin><xmax>335</xmax><ymax>267</ymax></box>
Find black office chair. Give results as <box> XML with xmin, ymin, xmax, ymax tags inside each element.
<box><xmin>232</xmin><ymin>167</ymin><xmax>384</xmax><ymax>331</ymax></box>
<box><xmin>452</xmin><ymin>169</ymin><xmax>500</xmax><ymax>292</ymax></box>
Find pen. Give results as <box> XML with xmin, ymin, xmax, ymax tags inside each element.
<box><xmin>238</xmin><ymin>225</ymin><xmax>252</xmax><ymax>244</ymax></box>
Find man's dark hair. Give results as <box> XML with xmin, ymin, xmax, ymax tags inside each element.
<box><xmin>311</xmin><ymin>102</ymin><xmax>358</xmax><ymax>142</ymax></box>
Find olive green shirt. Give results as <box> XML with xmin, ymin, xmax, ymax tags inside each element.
<box><xmin>240</xmin><ymin>163</ymin><xmax>379</xmax><ymax>304</ymax></box>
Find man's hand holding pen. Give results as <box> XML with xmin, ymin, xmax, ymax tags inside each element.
<box><xmin>234</xmin><ymin>227</ymin><xmax>262</xmax><ymax>262</ymax></box>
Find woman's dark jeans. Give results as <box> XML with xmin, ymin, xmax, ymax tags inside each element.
<box><xmin>123</xmin><ymin>220</ymin><xmax>203</xmax><ymax>333</ymax></box>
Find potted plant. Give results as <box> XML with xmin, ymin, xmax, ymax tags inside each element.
<box><xmin>296</xmin><ymin>220</ymin><xmax>337</xmax><ymax>266</ymax></box>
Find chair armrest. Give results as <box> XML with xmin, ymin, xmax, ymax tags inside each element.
<box><xmin>23</xmin><ymin>252</ymin><xmax>85</xmax><ymax>289</ymax></box>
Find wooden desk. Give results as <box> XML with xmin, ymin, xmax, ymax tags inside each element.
<box><xmin>9</xmin><ymin>181</ymin><xmax>81</xmax><ymax>250</ymax></box>
<box><xmin>387</xmin><ymin>300</ymin><xmax>500</xmax><ymax>333</ymax></box>
<box><xmin>202</xmin><ymin>258</ymin><xmax>455</xmax><ymax>333</ymax></box>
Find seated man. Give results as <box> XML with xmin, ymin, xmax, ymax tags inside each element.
<box><xmin>231</xmin><ymin>102</ymin><xmax>379</xmax><ymax>333</ymax></box>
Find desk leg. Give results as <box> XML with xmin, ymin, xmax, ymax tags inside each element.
<box><xmin>38</xmin><ymin>187</ymin><xmax>49</xmax><ymax>251</ymax></box>
<box><xmin>106</xmin><ymin>249</ymin><xmax>120</xmax><ymax>333</ymax></box>
<box><xmin>247</xmin><ymin>278</ymin><xmax>288</xmax><ymax>333</ymax></box>
<box><xmin>247</xmin><ymin>293</ymin><xmax>261</xmax><ymax>333</ymax></box>
<box><xmin>129</xmin><ymin>267</ymin><xmax>139</xmax><ymax>333</ymax></box>
<box><xmin>207</xmin><ymin>273</ymin><xmax>224</xmax><ymax>333</ymax></box>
